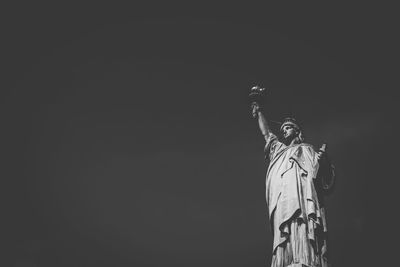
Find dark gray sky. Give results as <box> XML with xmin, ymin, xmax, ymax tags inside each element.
<box><xmin>1</xmin><ymin>2</ymin><xmax>397</xmax><ymax>267</ymax></box>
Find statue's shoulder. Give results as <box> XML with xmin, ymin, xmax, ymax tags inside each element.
<box><xmin>300</xmin><ymin>142</ymin><xmax>314</xmax><ymax>148</ymax></box>
<box><xmin>298</xmin><ymin>143</ymin><xmax>317</xmax><ymax>153</ymax></box>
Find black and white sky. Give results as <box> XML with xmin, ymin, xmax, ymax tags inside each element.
<box><xmin>1</xmin><ymin>2</ymin><xmax>397</xmax><ymax>267</ymax></box>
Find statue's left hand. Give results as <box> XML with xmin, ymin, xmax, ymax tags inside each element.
<box><xmin>316</xmin><ymin>149</ymin><xmax>326</xmax><ymax>162</ymax></box>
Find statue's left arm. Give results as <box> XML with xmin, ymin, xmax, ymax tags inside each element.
<box><xmin>316</xmin><ymin>147</ymin><xmax>336</xmax><ymax>194</ymax></box>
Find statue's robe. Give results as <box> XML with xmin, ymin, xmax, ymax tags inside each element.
<box><xmin>265</xmin><ymin>134</ymin><xmax>335</xmax><ymax>267</ymax></box>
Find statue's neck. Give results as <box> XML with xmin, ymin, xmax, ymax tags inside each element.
<box><xmin>284</xmin><ymin>136</ymin><xmax>302</xmax><ymax>146</ymax></box>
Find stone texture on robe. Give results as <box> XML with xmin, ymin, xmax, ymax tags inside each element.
<box><xmin>264</xmin><ymin>134</ymin><xmax>334</xmax><ymax>267</ymax></box>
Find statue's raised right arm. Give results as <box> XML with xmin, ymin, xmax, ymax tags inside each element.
<box><xmin>249</xmin><ymin>86</ymin><xmax>274</xmax><ymax>142</ymax></box>
<box><xmin>253</xmin><ymin>102</ymin><xmax>272</xmax><ymax>141</ymax></box>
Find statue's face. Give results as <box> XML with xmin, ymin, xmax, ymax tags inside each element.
<box><xmin>281</xmin><ymin>124</ymin><xmax>298</xmax><ymax>141</ymax></box>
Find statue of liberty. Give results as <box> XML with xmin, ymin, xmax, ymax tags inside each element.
<box><xmin>249</xmin><ymin>86</ymin><xmax>335</xmax><ymax>267</ymax></box>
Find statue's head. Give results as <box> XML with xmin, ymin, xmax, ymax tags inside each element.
<box><xmin>280</xmin><ymin>117</ymin><xmax>304</xmax><ymax>144</ymax></box>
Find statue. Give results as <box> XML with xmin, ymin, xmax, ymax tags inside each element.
<box><xmin>249</xmin><ymin>86</ymin><xmax>335</xmax><ymax>267</ymax></box>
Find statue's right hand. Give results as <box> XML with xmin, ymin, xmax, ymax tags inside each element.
<box><xmin>251</xmin><ymin>102</ymin><xmax>260</xmax><ymax>118</ymax></box>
